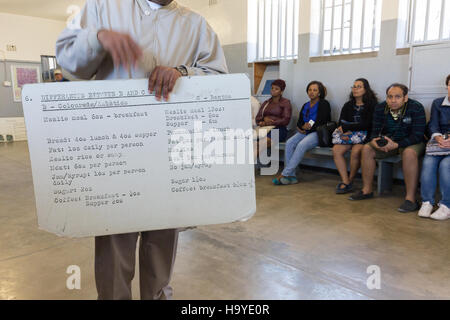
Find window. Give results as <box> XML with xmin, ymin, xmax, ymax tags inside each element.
<box><xmin>318</xmin><ymin>0</ymin><xmax>382</xmax><ymax>56</ymax></box>
<box><xmin>248</xmin><ymin>0</ymin><xmax>299</xmax><ymax>62</ymax></box>
<box><xmin>399</xmin><ymin>0</ymin><xmax>450</xmax><ymax>46</ymax></box>
<box><xmin>41</xmin><ymin>55</ymin><xmax>58</xmax><ymax>82</ymax></box>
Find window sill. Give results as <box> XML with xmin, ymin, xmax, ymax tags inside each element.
<box><xmin>309</xmin><ymin>51</ymin><xmax>378</xmax><ymax>63</ymax></box>
<box><xmin>396</xmin><ymin>48</ymin><xmax>410</xmax><ymax>55</ymax></box>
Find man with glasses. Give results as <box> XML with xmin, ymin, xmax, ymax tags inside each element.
<box><xmin>349</xmin><ymin>83</ymin><xmax>426</xmax><ymax>213</ymax></box>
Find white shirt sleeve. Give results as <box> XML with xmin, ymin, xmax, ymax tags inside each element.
<box><xmin>56</xmin><ymin>0</ymin><xmax>106</xmax><ymax>79</ymax></box>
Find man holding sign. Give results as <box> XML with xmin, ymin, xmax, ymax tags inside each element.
<box><xmin>56</xmin><ymin>0</ymin><xmax>228</xmax><ymax>300</ymax></box>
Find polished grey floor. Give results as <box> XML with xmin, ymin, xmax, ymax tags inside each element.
<box><xmin>0</xmin><ymin>142</ymin><xmax>449</xmax><ymax>300</ymax></box>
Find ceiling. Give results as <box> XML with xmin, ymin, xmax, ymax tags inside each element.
<box><xmin>0</xmin><ymin>0</ymin><xmax>87</xmax><ymax>21</ymax></box>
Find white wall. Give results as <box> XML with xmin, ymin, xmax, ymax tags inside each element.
<box><xmin>0</xmin><ymin>12</ymin><xmax>66</xmax><ymax>120</ymax></box>
<box><xmin>178</xmin><ymin>0</ymin><xmax>247</xmax><ymax>46</ymax></box>
<box><xmin>282</xmin><ymin>0</ymin><xmax>413</xmax><ymax>121</ymax></box>
<box><xmin>177</xmin><ymin>0</ymin><xmax>252</xmax><ymax>84</ymax></box>
<box><xmin>0</xmin><ymin>12</ymin><xmax>66</xmax><ymax>62</ymax></box>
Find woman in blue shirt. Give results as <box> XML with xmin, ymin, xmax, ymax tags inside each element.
<box><xmin>273</xmin><ymin>81</ymin><xmax>331</xmax><ymax>185</ymax></box>
<box><xmin>418</xmin><ymin>74</ymin><xmax>450</xmax><ymax>220</ymax></box>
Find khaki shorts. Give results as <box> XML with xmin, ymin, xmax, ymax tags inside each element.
<box><xmin>368</xmin><ymin>142</ymin><xmax>425</xmax><ymax>160</ymax></box>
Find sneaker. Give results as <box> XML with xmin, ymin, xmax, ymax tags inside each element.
<box><xmin>348</xmin><ymin>190</ymin><xmax>374</xmax><ymax>201</ymax></box>
<box><xmin>398</xmin><ymin>200</ymin><xmax>419</xmax><ymax>213</ymax></box>
<box><xmin>418</xmin><ymin>202</ymin><xmax>434</xmax><ymax>218</ymax></box>
<box><xmin>430</xmin><ymin>204</ymin><xmax>450</xmax><ymax>221</ymax></box>
<box><xmin>272</xmin><ymin>176</ymin><xmax>298</xmax><ymax>185</ymax></box>
<box><xmin>280</xmin><ymin>176</ymin><xmax>299</xmax><ymax>185</ymax></box>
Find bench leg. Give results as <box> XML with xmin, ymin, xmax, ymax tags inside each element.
<box><xmin>377</xmin><ymin>161</ymin><xmax>393</xmax><ymax>195</ymax></box>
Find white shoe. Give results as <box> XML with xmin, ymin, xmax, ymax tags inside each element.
<box><xmin>430</xmin><ymin>204</ymin><xmax>450</xmax><ymax>221</ymax></box>
<box><xmin>418</xmin><ymin>202</ymin><xmax>434</xmax><ymax>218</ymax></box>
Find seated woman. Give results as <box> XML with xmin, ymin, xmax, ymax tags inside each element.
<box><xmin>273</xmin><ymin>81</ymin><xmax>331</xmax><ymax>185</ymax></box>
<box><xmin>418</xmin><ymin>74</ymin><xmax>450</xmax><ymax>220</ymax></box>
<box><xmin>254</xmin><ymin>79</ymin><xmax>292</xmax><ymax>160</ymax></box>
<box><xmin>333</xmin><ymin>78</ymin><xmax>378</xmax><ymax>194</ymax></box>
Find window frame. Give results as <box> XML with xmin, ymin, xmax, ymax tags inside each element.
<box><xmin>318</xmin><ymin>0</ymin><xmax>382</xmax><ymax>56</ymax></box>
<box><xmin>402</xmin><ymin>0</ymin><xmax>450</xmax><ymax>46</ymax></box>
<box><xmin>248</xmin><ymin>0</ymin><xmax>299</xmax><ymax>63</ymax></box>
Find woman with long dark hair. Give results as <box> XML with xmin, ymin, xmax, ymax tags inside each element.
<box><xmin>273</xmin><ymin>81</ymin><xmax>331</xmax><ymax>185</ymax></box>
<box><xmin>333</xmin><ymin>78</ymin><xmax>378</xmax><ymax>194</ymax></box>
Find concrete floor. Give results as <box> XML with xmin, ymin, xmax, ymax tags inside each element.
<box><xmin>0</xmin><ymin>141</ymin><xmax>449</xmax><ymax>300</ymax></box>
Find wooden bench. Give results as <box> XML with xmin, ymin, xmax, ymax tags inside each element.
<box><xmin>276</xmin><ymin>142</ymin><xmax>401</xmax><ymax>194</ymax></box>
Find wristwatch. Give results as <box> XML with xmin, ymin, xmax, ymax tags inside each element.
<box><xmin>174</xmin><ymin>65</ymin><xmax>188</xmax><ymax>76</ymax></box>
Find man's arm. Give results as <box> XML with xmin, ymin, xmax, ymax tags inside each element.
<box><xmin>396</xmin><ymin>103</ymin><xmax>426</xmax><ymax>148</ymax></box>
<box><xmin>181</xmin><ymin>19</ymin><xmax>228</xmax><ymax>76</ymax></box>
<box><xmin>149</xmin><ymin>18</ymin><xmax>228</xmax><ymax>100</ymax></box>
<box><xmin>55</xmin><ymin>0</ymin><xmax>106</xmax><ymax>79</ymax></box>
<box><xmin>56</xmin><ymin>0</ymin><xmax>142</xmax><ymax>80</ymax></box>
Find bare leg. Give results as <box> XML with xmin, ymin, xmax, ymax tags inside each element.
<box><xmin>333</xmin><ymin>144</ymin><xmax>352</xmax><ymax>185</ymax></box>
<box><xmin>349</xmin><ymin>144</ymin><xmax>364</xmax><ymax>182</ymax></box>
<box><xmin>402</xmin><ymin>148</ymin><xmax>419</xmax><ymax>202</ymax></box>
<box><xmin>361</xmin><ymin>144</ymin><xmax>376</xmax><ymax>194</ymax></box>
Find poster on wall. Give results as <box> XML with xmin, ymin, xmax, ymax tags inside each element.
<box><xmin>11</xmin><ymin>65</ymin><xmax>41</xmax><ymax>102</ymax></box>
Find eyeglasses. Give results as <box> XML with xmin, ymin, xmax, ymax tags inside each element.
<box><xmin>351</xmin><ymin>85</ymin><xmax>364</xmax><ymax>89</ymax></box>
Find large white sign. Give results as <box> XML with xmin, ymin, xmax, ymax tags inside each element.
<box><xmin>22</xmin><ymin>74</ymin><xmax>256</xmax><ymax>238</ymax></box>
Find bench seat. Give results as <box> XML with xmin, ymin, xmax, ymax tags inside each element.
<box><xmin>276</xmin><ymin>143</ymin><xmax>401</xmax><ymax>194</ymax></box>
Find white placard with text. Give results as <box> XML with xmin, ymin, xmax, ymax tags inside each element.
<box><xmin>22</xmin><ymin>74</ymin><xmax>255</xmax><ymax>238</ymax></box>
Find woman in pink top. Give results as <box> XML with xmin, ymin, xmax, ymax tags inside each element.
<box><xmin>255</xmin><ymin>79</ymin><xmax>292</xmax><ymax>162</ymax></box>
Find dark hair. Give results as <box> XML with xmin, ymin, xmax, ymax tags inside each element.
<box><xmin>307</xmin><ymin>81</ymin><xmax>327</xmax><ymax>99</ymax></box>
<box><xmin>386</xmin><ymin>83</ymin><xmax>408</xmax><ymax>96</ymax></box>
<box><xmin>349</xmin><ymin>78</ymin><xmax>378</xmax><ymax>106</ymax></box>
<box><xmin>446</xmin><ymin>74</ymin><xmax>450</xmax><ymax>86</ymax></box>
<box><xmin>272</xmin><ymin>79</ymin><xmax>286</xmax><ymax>91</ymax></box>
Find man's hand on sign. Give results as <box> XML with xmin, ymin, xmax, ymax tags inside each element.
<box><xmin>97</xmin><ymin>30</ymin><xmax>142</xmax><ymax>71</ymax></box>
<box><xmin>148</xmin><ymin>66</ymin><xmax>182</xmax><ymax>101</ymax></box>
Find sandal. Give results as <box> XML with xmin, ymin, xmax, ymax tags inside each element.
<box><xmin>348</xmin><ymin>190</ymin><xmax>374</xmax><ymax>201</ymax></box>
<box><xmin>336</xmin><ymin>182</ymin><xmax>353</xmax><ymax>194</ymax></box>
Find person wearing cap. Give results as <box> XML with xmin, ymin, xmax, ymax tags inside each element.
<box><xmin>53</xmin><ymin>69</ymin><xmax>68</xmax><ymax>82</ymax></box>
<box><xmin>254</xmin><ymin>79</ymin><xmax>292</xmax><ymax>162</ymax></box>
<box><xmin>56</xmin><ymin>0</ymin><xmax>227</xmax><ymax>300</ymax></box>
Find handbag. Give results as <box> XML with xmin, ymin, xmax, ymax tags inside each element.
<box><xmin>316</xmin><ymin>121</ymin><xmax>337</xmax><ymax>147</ymax></box>
<box><xmin>426</xmin><ymin>136</ymin><xmax>450</xmax><ymax>156</ymax></box>
<box><xmin>332</xmin><ymin>130</ymin><xmax>367</xmax><ymax>145</ymax></box>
